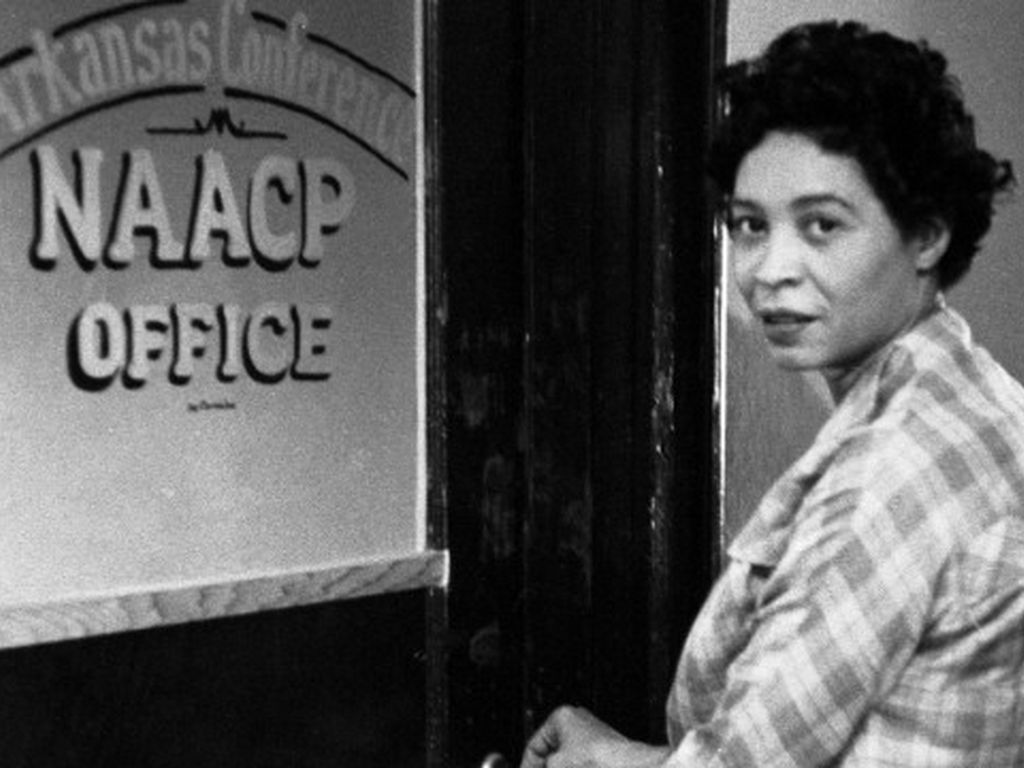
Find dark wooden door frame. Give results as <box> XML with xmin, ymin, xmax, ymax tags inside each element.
<box><xmin>429</xmin><ymin>0</ymin><xmax>725</xmax><ymax>763</ymax></box>
<box><xmin>520</xmin><ymin>0</ymin><xmax>724</xmax><ymax>740</ymax></box>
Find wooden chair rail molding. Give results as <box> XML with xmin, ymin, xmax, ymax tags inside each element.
<box><xmin>0</xmin><ymin>550</ymin><xmax>448</xmax><ymax>649</ymax></box>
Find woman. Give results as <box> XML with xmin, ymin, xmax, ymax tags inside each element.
<box><xmin>522</xmin><ymin>20</ymin><xmax>1024</xmax><ymax>767</ymax></box>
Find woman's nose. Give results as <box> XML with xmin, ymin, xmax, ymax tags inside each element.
<box><xmin>752</xmin><ymin>231</ymin><xmax>802</xmax><ymax>287</ymax></box>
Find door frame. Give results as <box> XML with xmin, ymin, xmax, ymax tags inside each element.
<box><xmin>429</xmin><ymin>0</ymin><xmax>726</xmax><ymax>762</ymax></box>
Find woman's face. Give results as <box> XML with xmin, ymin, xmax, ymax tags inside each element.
<box><xmin>729</xmin><ymin>131</ymin><xmax>940</xmax><ymax>396</ymax></box>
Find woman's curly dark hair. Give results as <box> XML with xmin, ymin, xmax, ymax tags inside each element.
<box><xmin>711</xmin><ymin>20</ymin><xmax>1015</xmax><ymax>288</ymax></box>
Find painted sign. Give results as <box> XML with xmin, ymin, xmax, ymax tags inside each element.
<box><xmin>0</xmin><ymin>0</ymin><xmax>424</xmax><ymax>605</ymax></box>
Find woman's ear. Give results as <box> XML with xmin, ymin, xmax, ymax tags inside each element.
<box><xmin>913</xmin><ymin>218</ymin><xmax>952</xmax><ymax>272</ymax></box>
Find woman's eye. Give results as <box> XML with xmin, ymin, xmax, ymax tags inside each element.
<box><xmin>804</xmin><ymin>216</ymin><xmax>842</xmax><ymax>239</ymax></box>
<box><xmin>728</xmin><ymin>216</ymin><xmax>767</xmax><ymax>240</ymax></box>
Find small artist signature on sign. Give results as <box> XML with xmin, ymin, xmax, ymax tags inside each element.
<box><xmin>187</xmin><ymin>399</ymin><xmax>238</xmax><ymax>414</ymax></box>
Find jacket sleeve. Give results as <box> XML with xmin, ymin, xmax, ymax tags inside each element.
<box><xmin>667</xmin><ymin>481</ymin><xmax>938</xmax><ymax>767</ymax></box>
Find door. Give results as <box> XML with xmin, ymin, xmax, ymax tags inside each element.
<box><xmin>435</xmin><ymin>0</ymin><xmax>724</xmax><ymax>763</ymax></box>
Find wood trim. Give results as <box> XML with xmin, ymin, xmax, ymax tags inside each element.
<box><xmin>0</xmin><ymin>550</ymin><xmax>448</xmax><ymax>649</ymax></box>
<box><xmin>423</xmin><ymin>0</ymin><xmax>450</xmax><ymax>763</ymax></box>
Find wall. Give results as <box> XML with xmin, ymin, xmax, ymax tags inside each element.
<box><xmin>723</xmin><ymin>0</ymin><xmax>1024</xmax><ymax>540</ymax></box>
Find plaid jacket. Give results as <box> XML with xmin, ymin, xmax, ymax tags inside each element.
<box><xmin>666</xmin><ymin>307</ymin><xmax>1024</xmax><ymax>766</ymax></box>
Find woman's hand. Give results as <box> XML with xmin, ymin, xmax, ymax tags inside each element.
<box><xmin>520</xmin><ymin>706</ymin><xmax>670</xmax><ymax>768</ymax></box>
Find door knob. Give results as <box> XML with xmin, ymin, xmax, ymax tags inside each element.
<box><xmin>481</xmin><ymin>753</ymin><xmax>509</xmax><ymax>768</ymax></box>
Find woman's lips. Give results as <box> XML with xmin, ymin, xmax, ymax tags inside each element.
<box><xmin>762</xmin><ymin>312</ymin><xmax>812</xmax><ymax>324</ymax></box>
<box><xmin>759</xmin><ymin>310</ymin><xmax>814</xmax><ymax>341</ymax></box>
